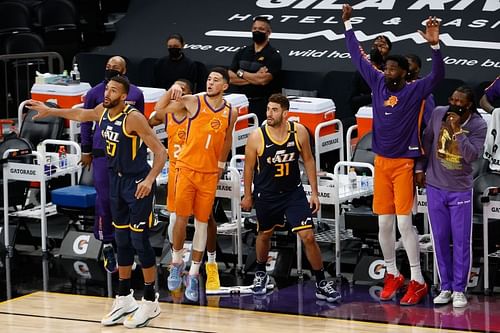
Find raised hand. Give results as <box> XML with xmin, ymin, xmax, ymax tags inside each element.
<box><xmin>25</xmin><ymin>100</ymin><xmax>52</xmax><ymax>119</ymax></box>
<box><xmin>342</xmin><ymin>4</ymin><xmax>353</xmax><ymax>22</ymax></box>
<box><xmin>418</xmin><ymin>16</ymin><xmax>440</xmax><ymax>46</ymax></box>
<box><xmin>169</xmin><ymin>83</ymin><xmax>184</xmax><ymax>101</ymax></box>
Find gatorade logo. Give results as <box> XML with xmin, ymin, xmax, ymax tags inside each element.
<box><xmin>72</xmin><ymin>235</ymin><xmax>91</xmax><ymax>255</ymax></box>
<box><xmin>368</xmin><ymin>259</ymin><xmax>386</xmax><ymax>280</ymax></box>
<box><xmin>73</xmin><ymin>260</ymin><xmax>91</xmax><ymax>279</ymax></box>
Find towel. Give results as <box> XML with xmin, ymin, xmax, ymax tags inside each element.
<box><xmin>484</xmin><ymin>108</ymin><xmax>500</xmax><ymax>170</ymax></box>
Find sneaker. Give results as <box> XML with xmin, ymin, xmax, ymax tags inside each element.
<box><xmin>380</xmin><ymin>274</ymin><xmax>405</xmax><ymax>301</ymax></box>
<box><xmin>123</xmin><ymin>293</ymin><xmax>161</xmax><ymax>328</ymax></box>
<box><xmin>184</xmin><ymin>274</ymin><xmax>199</xmax><ymax>302</ymax></box>
<box><xmin>452</xmin><ymin>292</ymin><xmax>468</xmax><ymax>308</ymax></box>
<box><xmin>102</xmin><ymin>245</ymin><xmax>118</xmax><ymax>274</ymax></box>
<box><xmin>167</xmin><ymin>262</ymin><xmax>185</xmax><ymax>291</ymax></box>
<box><xmin>252</xmin><ymin>271</ymin><xmax>269</xmax><ymax>295</ymax></box>
<box><xmin>205</xmin><ymin>262</ymin><xmax>220</xmax><ymax>291</ymax></box>
<box><xmin>315</xmin><ymin>280</ymin><xmax>341</xmax><ymax>303</ymax></box>
<box><xmin>400</xmin><ymin>280</ymin><xmax>428</xmax><ymax>305</ymax></box>
<box><xmin>433</xmin><ymin>290</ymin><xmax>452</xmax><ymax>305</ymax></box>
<box><xmin>101</xmin><ymin>290</ymin><xmax>138</xmax><ymax>326</ymax></box>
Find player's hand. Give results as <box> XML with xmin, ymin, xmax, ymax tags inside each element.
<box><xmin>25</xmin><ymin>100</ymin><xmax>51</xmax><ymax>119</ymax></box>
<box><xmin>415</xmin><ymin>171</ymin><xmax>426</xmax><ymax>188</ymax></box>
<box><xmin>418</xmin><ymin>16</ymin><xmax>440</xmax><ymax>46</ymax></box>
<box><xmin>79</xmin><ymin>154</ymin><xmax>92</xmax><ymax>170</ymax></box>
<box><xmin>446</xmin><ymin>112</ymin><xmax>461</xmax><ymax>132</ymax></box>
<box><xmin>135</xmin><ymin>178</ymin><xmax>153</xmax><ymax>199</ymax></box>
<box><xmin>342</xmin><ymin>4</ymin><xmax>353</xmax><ymax>22</ymax></box>
<box><xmin>257</xmin><ymin>66</ymin><xmax>268</xmax><ymax>73</ymax></box>
<box><xmin>169</xmin><ymin>84</ymin><xmax>183</xmax><ymax>101</ymax></box>
<box><xmin>241</xmin><ymin>195</ymin><xmax>253</xmax><ymax>212</ymax></box>
<box><xmin>310</xmin><ymin>193</ymin><xmax>320</xmax><ymax>214</ymax></box>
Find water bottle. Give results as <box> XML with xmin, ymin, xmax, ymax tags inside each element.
<box><xmin>58</xmin><ymin>145</ymin><xmax>67</xmax><ymax>169</ymax></box>
<box><xmin>70</xmin><ymin>63</ymin><xmax>80</xmax><ymax>84</ymax></box>
<box><xmin>348</xmin><ymin>167</ymin><xmax>357</xmax><ymax>190</ymax></box>
<box><xmin>360</xmin><ymin>173</ymin><xmax>369</xmax><ymax>190</ymax></box>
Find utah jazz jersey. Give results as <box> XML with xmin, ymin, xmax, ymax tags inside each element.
<box><xmin>166</xmin><ymin>113</ymin><xmax>187</xmax><ymax>167</ymax></box>
<box><xmin>254</xmin><ymin>121</ymin><xmax>302</xmax><ymax>196</ymax></box>
<box><xmin>176</xmin><ymin>94</ymin><xmax>232</xmax><ymax>173</ymax></box>
<box><xmin>99</xmin><ymin>104</ymin><xmax>149</xmax><ymax>175</ymax></box>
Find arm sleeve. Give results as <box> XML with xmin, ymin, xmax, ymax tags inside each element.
<box><xmin>485</xmin><ymin>76</ymin><xmax>500</xmax><ymax>102</ymax></box>
<box><xmin>131</xmin><ymin>87</ymin><xmax>145</xmax><ymax>114</ymax></box>
<box><xmin>344</xmin><ymin>29</ymin><xmax>382</xmax><ymax>89</ymax></box>
<box><xmin>457</xmin><ymin>120</ymin><xmax>488</xmax><ymax>164</ymax></box>
<box><xmin>417</xmin><ymin>49</ymin><xmax>445</xmax><ymax>97</ymax></box>
<box><xmin>415</xmin><ymin>109</ymin><xmax>436</xmax><ymax>171</ymax></box>
<box><xmin>80</xmin><ymin>93</ymin><xmax>96</xmax><ymax>153</ymax></box>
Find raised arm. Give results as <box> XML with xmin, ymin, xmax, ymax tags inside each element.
<box><xmin>125</xmin><ymin>112</ymin><xmax>168</xmax><ymax>199</ymax></box>
<box><xmin>416</xmin><ymin>17</ymin><xmax>445</xmax><ymax>95</ymax></box>
<box><xmin>241</xmin><ymin>129</ymin><xmax>260</xmax><ymax>212</ymax></box>
<box><xmin>26</xmin><ymin>99</ymin><xmax>103</xmax><ymax>122</ymax></box>
<box><xmin>480</xmin><ymin>77</ymin><xmax>500</xmax><ymax>114</ymax></box>
<box><xmin>153</xmin><ymin>84</ymin><xmax>198</xmax><ymax>118</ymax></box>
<box><xmin>297</xmin><ymin>124</ymin><xmax>320</xmax><ymax>214</ymax></box>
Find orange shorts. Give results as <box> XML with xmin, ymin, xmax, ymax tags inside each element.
<box><xmin>373</xmin><ymin>155</ymin><xmax>415</xmax><ymax>215</ymax></box>
<box><xmin>166</xmin><ymin>165</ymin><xmax>177</xmax><ymax>212</ymax></box>
<box><xmin>174</xmin><ymin>167</ymin><xmax>219</xmax><ymax>222</ymax></box>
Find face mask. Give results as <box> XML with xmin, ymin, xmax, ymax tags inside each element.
<box><xmin>252</xmin><ymin>31</ymin><xmax>267</xmax><ymax>44</ymax></box>
<box><xmin>448</xmin><ymin>104</ymin><xmax>467</xmax><ymax>116</ymax></box>
<box><xmin>104</xmin><ymin>69</ymin><xmax>121</xmax><ymax>81</ymax></box>
<box><xmin>168</xmin><ymin>47</ymin><xmax>182</xmax><ymax>59</ymax></box>
<box><xmin>369</xmin><ymin>48</ymin><xmax>383</xmax><ymax>67</ymax></box>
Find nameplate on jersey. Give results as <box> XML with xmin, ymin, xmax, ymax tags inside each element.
<box><xmin>303</xmin><ymin>182</ymin><xmax>335</xmax><ymax>204</ymax></box>
<box><xmin>317</xmin><ymin>132</ymin><xmax>342</xmax><ymax>154</ymax></box>
<box><xmin>153</xmin><ymin>124</ymin><xmax>166</xmax><ymax>140</ymax></box>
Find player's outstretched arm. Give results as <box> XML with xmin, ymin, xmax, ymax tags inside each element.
<box><xmin>26</xmin><ymin>99</ymin><xmax>103</xmax><ymax>122</ymax></box>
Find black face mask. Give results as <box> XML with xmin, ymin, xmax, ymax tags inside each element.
<box><xmin>443</xmin><ymin>104</ymin><xmax>468</xmax><ymax>121</ymax></box>
<box><xmin>168</xmin><ymin>47</ymin><xmax>182</xmax><ymax>60</ymax></box>
<box><xmin>252</xmin><ymin>31</ymin><xmax>267</xmax><ymax>44</ymax></box>
<box><xmin>369</xmin><ymin>48</ymin><xmax>383</xmax><ymax>67</ymax></box>
<box><xmin>104</xmin><ymin>69</ymin><xmax>121</xmax><ymax>81</ymax></box>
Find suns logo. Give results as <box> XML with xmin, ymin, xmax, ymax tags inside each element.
<box><xmin>210</xmin><ymin>118</ymin><xmax>222</xmax><ymax>131</ymax></box>
<box><xmin>176</xmin><ymin>129</ymin><xmax>186</xmax><ymax>141</ymax></box>
<box><xmin>384</xmin><ymin>95</ymin><xmax>399</xmax><ymax>107</ymax></box>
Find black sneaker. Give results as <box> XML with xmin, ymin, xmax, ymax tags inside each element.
<box><xmin>315</xmin><ymin>280</ymin><xmax>341</xmax><ymax>303</ymax></box>
<box><xmin>252</xmin><ymin>271</ymin><xmax>269</xmax><ymax>295</ymax></box>
<box><xmin>103</xmin><ymin>245</ymin><xmax>118</xmax><ymax>273</ymax></box>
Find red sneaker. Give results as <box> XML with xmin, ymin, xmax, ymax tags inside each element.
<box><xmin>400</xmin><ymin>280</ymin><xmax>428</xmax><ymax>305</ymax></box>
<box><xmin>380</xmin><ymin>273</ymin><xmax>405</xmax><ymax>301</ymax></box>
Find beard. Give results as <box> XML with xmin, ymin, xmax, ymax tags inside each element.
<box><xmin>385</xmin><ymin>77</ymin><xmax>402</xmax><ymax>91</ymax></box>
<box><xmin>267</xmin><ymin>115</ymin><xmax>283</xmax><ymax>127</ymax></box>
<box><xmin>103</xmin><ymin>98</ymin><xmax>119</xmax><ymax>108</ymax></box>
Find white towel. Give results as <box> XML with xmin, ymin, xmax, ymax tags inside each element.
<box><xmin>484</xmin><ymin>108</ymin><xmax>500</xmax><ymax>171</ymax></box>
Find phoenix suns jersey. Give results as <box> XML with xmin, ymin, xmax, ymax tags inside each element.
<box><xmin>166</xmin><ymin>112</ymin><xmax>187</xmax><ymax>167</ymax></box>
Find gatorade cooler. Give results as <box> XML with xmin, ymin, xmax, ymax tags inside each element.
<box><xmin>287</xmin><ymin>97</ymin><xmax>336</xmax><ymax>136</ymax></box>
<box><xmin>31</xmin><ymin>83</ymin><xmax>91</xmax><ymax>127</ymax></box>
<box><xmin>355</xmin><ymin>106</ymin><xmax>373</xmax><ymax>138</ymax></box>
<box><xmin>139</xmin><ymin>87</ymin><xmax>166</xmax><ymax>119</ymax></box>
<box><xmin>224</xmin><ymin>94</ymin><xmax>249</xmax><ymax>130</ymax></box>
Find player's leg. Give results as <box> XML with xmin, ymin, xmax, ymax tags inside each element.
<box><xmin>205</xmin><ymin>212</ymin><xmax>220</xmax><ymax>290</ymax></box>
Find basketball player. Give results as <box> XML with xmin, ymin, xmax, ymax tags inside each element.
<box><xmin>155</xmin><ymin>67</ymin><xmax>237</xmax><ymax>302</ymax></box>
<box><xmin>241</xmin><ymin>93</ymin><xmax>341</xmax><ymax>302</ymax></box>
<box><xmin>26</xmin><ymin>76</ymin><xmax>167</xmax><ymax>328</ymax></box>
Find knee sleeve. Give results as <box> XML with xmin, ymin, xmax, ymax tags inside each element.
<box><xmin>192</xmin><ymin>219</ymin><xmax>208</xmax><ymax>252</ymax></box>
<box><xmin>115</xmin><ymin>228</ymin><xmax>135</xmax><ymax>266</ymax></box>
<box><xmin>130</xmin><ymin>231</ymin><xmax>156</xmax><ymax>268</ymax></box>
<box><xmin>378</xmin><ymin>214</ymin><xmax>395</xmax><ymax>237</ymax></box>
<box><xmin>168</xmin><ymin>213</ymin><xmax>176</xmax><ymax>244</ymax></box>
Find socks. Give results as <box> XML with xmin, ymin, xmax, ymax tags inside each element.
<box><xmin>312</xmin><ymin>268</ymin><xmax>326</xmax><ymax>283</ymax></box>
<box><xmin>397</xmin><ymin>214</ymin><xmax>425</xmax><ymax>284</ymax></box>
<box><xmin>103</xmin><ymin>242</ymin><xmax>113</xmax><ymax>249</ymax></box>
<box><xmin>172</xmin><ymin>249</ymin><xmax>183</xmax><ymax>265</ymax></box>
<box><xmin>143</xmin><ymin>282</ymin><xmax>155</xmax><ymax>301</ymax></box>
<box><xmin>207</xmin><ymin>251</ymin><xmax>216</xmax><ymax>264</ymax></box>
<box><xmin>378</xmin><ymin>214</ymin><xmax>399</xmax><ymax>276</ymax></box>
<box><xmin>189</xmin><ymin>261</ymin><xmax>201</xmax><ymax>276</ymax></box>
<box><xmin>118</xmin><ymin>278</ymin><xmax>131</xmax><ymax>296</ymax></box>
<box><xmin>256</xmin><ymin>261</ymin><xmax>267</xmax><ymax>273</ymax></box>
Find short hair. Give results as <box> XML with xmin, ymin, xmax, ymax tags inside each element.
<box><xmin>209</xmin><ymin>66</ymin><xmax>229</xmax><ymax>83</ymax></box>
<box><xmin>455</xmin><ymin>85</ymin><xmax>478</xmax><ymax>113</ymax></box>
<box><xmin>268</xmin><ymin>93</ymin><xmax>289</xmax><ymax>111</ymax></box>
<box><xmin>175</xmin><ymin>78</ymin><xmax>193</xmax><ymax>94</ymax></box>
<box><xmin>109</xmin><ymin>75</ymin><xmax>130</xmax><ymax>94</ymax></box>
<box><xmin>385</xmin><ymin>55</ymin><xmax>409</xmax><ymax>72</ymax></box>
<box><xmin>376</xmin><ymin>35</ymin><xmax>392</xmax><ymax>50</ymax></box>
<box><xmin>405</xmin><ymin>53</ymin><xmax>422</xmax><ymax>69</ymax></box>
<box><xmin>167</xmin><ymin>33</ymin><xmax>184</xmax><ymax>45</ymax></box>
<box><xmin>253</xmin><ymin>16</ymin><xmax>271</xmax><ymax>28</ymax></box>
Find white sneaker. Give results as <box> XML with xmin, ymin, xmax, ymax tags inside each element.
<box><xmin>433</xmin><ymin>290</ymin><xmax>452</xmax><ymax>304</ymax></box>
<box><xmin>452</xmin><ymin>292</ymin><xmax>468</xmax><ymax>308</ymax></box>
<box><xmin>123</xmin><ymin>293</ymin><xmax>161</xmax><ymax>328</ymax></box>
<box><xmin>101</xmin><ymin>290</ymin><xmax>138</xmax><ymax>326</ymax></box>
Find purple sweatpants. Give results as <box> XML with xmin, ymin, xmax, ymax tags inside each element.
<box><xmin>427</xmin><ymin>184</ymin><xmax>473</xmax><ymax>292</ymax></box>
<box><xmin>92</xmin><ymin>156</ymin><xmax>114</xmax><ymax>243</ymax></box>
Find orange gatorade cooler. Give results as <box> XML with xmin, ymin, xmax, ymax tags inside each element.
<box><xmin>224</xmin><ymin>94</ymin><xmax>249</xmax><ymax>130</ymax></box>
<box><xmin>355</xmin><ymin>106</ymin><xmax>373</xmax><ymax>139</ymax></box>
<box><xmin>31</xmin><ymin>83</ymin><xmax>91</xmax><ymax>127</ymax></box>
<box><xmin>287</xmin><ymin>97</ymin><xmax>336</xmax><ymax>136</ymax></box>
<box><xmin>139</xmin><ymin>87</ymin><xmax>166</xmax><ymax>119</ymax></box>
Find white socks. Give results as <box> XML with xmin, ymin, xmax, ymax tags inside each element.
<box><xmin>397</xmin><ymin>214</ymin><xmax>425</xmax><ymax>284</ymax></box>
<box><xmin>378</xmin><ymin>214</ymin><xmax>398</xmax><ymax>276</ymax></box>
<box><xmin>189</xmin><ymin>261</ymin><xmax>201</xmax><ymax>276</ymax></box>
<box><xmin>207</xmin><ymin>251</ymin><xmax>216</xmax><ymax>263</ymax></box>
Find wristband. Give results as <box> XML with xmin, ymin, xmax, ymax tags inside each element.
<box><xmin>430</xmin><ymin>43</ymin><xmax>440</xmax><ymax>50</ymax></box>
<box><xmin>218</xmin><ymin>161</ymin><xmax>226</xmax><ymax>169</ymax></box>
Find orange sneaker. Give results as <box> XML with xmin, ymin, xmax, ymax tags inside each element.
<box><xmin>400</xmin><ymin>280</ymin><xmax>428</xmax><ymax>305</ymax></box>
<box><xmin>380</xmin><ymin>273</ymin><xmax>405</xmax><ymax>301</ymax></box>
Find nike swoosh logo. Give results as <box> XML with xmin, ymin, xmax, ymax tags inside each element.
<box><xmin>408</xmin><ymin>146</ymin><xmax>419</xmax><ymax>150</ymax></box>
<box><xmin>384</xmin><ymin>112</ymin><xmax>392</xmax><ymax>115</ymax></box>
<box><xmin>266</xmin><ymin>144</ymin><xmax>274</xmax><ymax>148</ymax></box>
<box><xmin>135</xmin><ymin>178</ymin><xmax>144</xmax><ymax>184</ymax></box>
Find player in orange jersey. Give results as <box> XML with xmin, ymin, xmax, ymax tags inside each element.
<box><xmin>155</xmin><ymin>68</ymin><xmax>237</xmax><ymax>302</ymax></box>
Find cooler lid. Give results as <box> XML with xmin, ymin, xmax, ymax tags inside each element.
<box><xmin>224</xmin><ymin>93</ymin><xmax>248</xmax><ymax>107</ymax></box>
<box><xmin>31</xmin><ymin>82</ymin><xmax>91</xmax><ymax>96</ymax></box>
<box><xmin>288</xmin><ymin>97</ymin><xmax>335</xmax><ymax>113</ymax></box>
<box><xmin>355</xmin><ymin>106</ymin><xmax>373</xmax><ymax>118</ymax></box>
<box><xmin>139</xmin><ymin>86</ymin><xmax>166</xmax><ymax>102</ymax></box>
